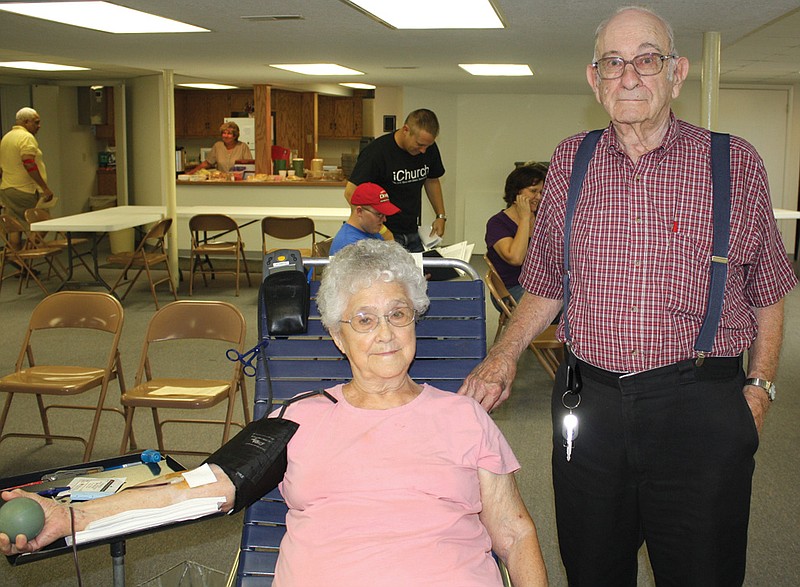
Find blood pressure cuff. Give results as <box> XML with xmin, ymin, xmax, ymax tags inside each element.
<box><xmin>204</xmin><ymin>416</ymin><xmax>299</xmax><ymax>513</ymax></box>
<box><xmin>203</xmin><ymin>389</ymin><xmax>337</xmax><ymax>513</ymax></box>
<box><xmin>261</xmin><ymin>249</ymin><xmax>309</xmax><ymax>335</ymax></box>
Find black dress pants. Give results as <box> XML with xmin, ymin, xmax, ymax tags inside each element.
<box><xmin>550</xmin><ymin>355</ymin><xmax>757</xmax><ymax>586</ymax></box>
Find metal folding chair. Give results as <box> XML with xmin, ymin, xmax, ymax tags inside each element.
<box><xmin>0</xmin><ymin>291</ymin><xmax>127</xmax><ymax>460</ymax></box>
<box><xmin>260</xmin><ymin>216</ymin><xmax>316</xmax><ymax>258</ymax></box>
<box><xmin>107</xmin><ymin>217</ymin><xmax>177</xmax><ymax>309</ymax></box>
<box><xmin>0</xmin><ymin>214</ymin><xmax>63</xmax><ymax>296</ymax></box>
<box><xmin>483</xmin><ymin>254</ymin><xmax>562</xmax><ymax>379</ymax></box>
<box><xmin>24</xmin><ymin>207</ymin><xmax>95</xmax><ymax>279</ymax></box>
<box><xmin>118</xmin><ymin>300</ymin><xmax>250</xmax><ymax>457</ymax></box>
<box><xmin>189</xmin><ymin>214</ymin><xmax>252</xmax><ymax>297</ymax></box>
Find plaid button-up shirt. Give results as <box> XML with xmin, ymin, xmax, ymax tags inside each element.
<box><xmin>521</xmin><ymin>114</ymin><xmax>797</xmax><ymax>373</ymax></box>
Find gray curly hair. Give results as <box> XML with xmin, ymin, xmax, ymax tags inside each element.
<box><xmin>317</xmin><ymin>239</ymin><xmax>429</xmax><ymax>332</ymax></box>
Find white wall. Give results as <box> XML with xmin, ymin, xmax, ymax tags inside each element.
<box><xmin>127</xmin><ymin>75</ymin><xmax>168</xmax><ymax>206</ymax></box>
<box><xmin>55</xmin><ymin>87</ymin><xmax>100</xmax><ymax>215</ymax></box>
<box><xmin>456</xmin><ymin>92</ymin><xmax>608</xmax><ymax>250</ymax></box>
<box><xmin>0</xmin><ymin>85</ymin><xmax>32</xmax><ymax>134</ymax></box>
<box><xmin>29</xmin><ymin>85</ymin><xmax>62</xmax><ymax>213</ymax></box>
<box><xmin>719</xmin><ymin>85</ymin><xmax>798</xmax><ymax>250</ymax></box>
<box><xmin>372</xmin><ymin>86</ymin><xmax>404</xmax><ymax>137</ymax></box>
<box><xmin>450</xmin><ymin>80</ymin><xmax>800</xmax><ymax>254</ymax></box>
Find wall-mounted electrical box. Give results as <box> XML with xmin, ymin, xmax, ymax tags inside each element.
<box><xmin>77</xmin><ymin>86</ymin><xmax>108</xmax><ymax>125</ymax></box>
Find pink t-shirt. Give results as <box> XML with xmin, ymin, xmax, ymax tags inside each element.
<box><xmin>273</xmin><ymin>384</ymin><xmax>520</xmax><ymax>587</ymax></box>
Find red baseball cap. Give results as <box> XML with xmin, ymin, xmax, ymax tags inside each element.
<box><xmin>351</xmin><ymin>183</ymin><xmax>400</xmax><ymax>215</ymax></box>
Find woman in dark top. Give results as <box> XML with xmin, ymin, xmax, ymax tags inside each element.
<box><xmin>484</xmin><ymin>164</ymin><xmax>548</xmax><ymax>302</ymax></box>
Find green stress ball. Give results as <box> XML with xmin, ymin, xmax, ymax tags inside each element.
<box><xmin>0</xmin><ymin>497</ymin><xmax>46</xmax><ymax>540</ymax></box>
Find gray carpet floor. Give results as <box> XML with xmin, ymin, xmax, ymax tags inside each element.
<box><xmin>0</xmin><ymin>251</ymin><xmax>797</xmax><ymax>586</ymax></box>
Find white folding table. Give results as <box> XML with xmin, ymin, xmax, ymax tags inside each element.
<box><xmin>29</xmin><ymin>207</ymin><xmax>165</xmax><ymax>293</ymax></box>
<box><xmin>773</xmin><ymin>208</ymin><xmax>800</xmax><ymax>260</ymax></box>
<box><xmin>30</xmin><ymin>205</ymin><xmax>351</xmax><ymax>294</ymax></box>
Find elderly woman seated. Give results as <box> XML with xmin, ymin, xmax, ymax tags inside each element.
<box><xmin>1</xmin><ymin>239</ymin><xmax>548</xmax><ymax>587</ymax></box>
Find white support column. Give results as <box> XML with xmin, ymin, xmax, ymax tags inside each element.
<box><xmin>700</xmin><ymin>31</ymin><xmax>721</xmax><ymax>131</ymax></box>
<box><xmin>114</xmin><ymin>84</ymin><xmax>128</xmax><ymax>206</ymax></box>
<box><xmin>160</xmin><ymin>69</ymin><xmax>179</xmax><ymax>286</ymax></box>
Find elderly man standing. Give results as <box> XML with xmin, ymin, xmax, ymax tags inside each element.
<box><xmin>0</xmin><ymin>107</ymin><xmax>54</xmax><ymax>248</ymax></box>
<box><xmin>460</xmin><ymin>6</ymin><xmax>796</xmax><ymax>586</ymax></box>
<box><xmin>345</xmin><ymin>109</ymin><xmax>447</xmax><ymax>252</ymax></box>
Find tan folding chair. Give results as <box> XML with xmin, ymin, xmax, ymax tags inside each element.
<box><xmin>311</xmin><ymin>236</ymin><xmax>334</xmax><ymax>280</ymax></box>
<box><xmin>118</xmin><ymin>300</ymin><xmax>250</xmax><ymax>457</ymax></box>
<box><xmin>312</xmin><ymin>236</ymin><xmax>333</xmax><ymax>257</ymax></box>
<box><xmin>107</xmin><ymin>217</ymin><xmax>177</xmax><ymax>309</ymax></box>
<box><xmin>25</xmin><ymin>207</ymin><xmax>94</xmax><ymax>278</ymax></box>
<box><xmin>483</xmin><ymin>254</ymin><xmax>562</xmax><ymax>379</ymax></box>
<box><xmin>261</xmin><ymin>216</ymin><xmax>316</xmax><ymax>257</ymax></box>
<box><xmin>0</xmin><ymin>291</ymin><xmax>128</xmax><ymax>460</ymax></box>
<box><xmin>0</xmin><ymin>214</ymin><xmax>62</xmax><ymax>296</ymax></box>
<box><xmin>189</xmin><ymin>214</ymin><xmax>252</xmax><ymax>296</ymax></box>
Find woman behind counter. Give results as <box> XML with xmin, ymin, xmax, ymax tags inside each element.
<box><xmin>485</xmin><ymin>163</ymin><xmax>548</xmax><ymax>302</ymax></box>
<box><xmin>1</xmin><ymin>239</ymin><xmax>548</xmax><ymax>587</ymax></box>
<box><xmin>187</xmin><ymin>121</ymin><xmax>252</xmax><ymax>174</ymax></box>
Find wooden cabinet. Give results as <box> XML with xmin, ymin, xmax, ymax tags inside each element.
<box><xmin>182</xmin><ymin>91</ymin><xmax>227</xmax><ymax>136</ymax></box>
<box><xmin>228</xmin><ymin>91</ymin><xmax>254</xmax><ymax>115</ymax></box>
<box><xmin>96</xmin><ymin>168</ymin><xmax>117</xmax><ymax>196</ymax></box>
<box><xmin>174</xmin><ymin>89</ymin><xmax>254</xmax><ymax>138</ymax></box>
<box><xmin>318</xmin><ymin>95</ymin><xmax>363</xmax><ymax>139</ymax></box>
<box><xmin>173</xmin><ymin>90</ymin><xmax>187</xmax><ymax>138</ymax></box>
<box><xmin>317</xmin><ymin>95</ymin><xmax>336</xmax><ymax>138</ymax></box>
<box><xmin>272</xmin><ymin>89</ymin><xmax>305</xmax><ymax>155</ymax></box>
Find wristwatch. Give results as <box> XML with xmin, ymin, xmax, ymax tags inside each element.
<box><xmin>744</xmin><ymin>377</ymin><xmax>776</xmax><ymax>401</ymax></box>
<box><xmin>435</xmin><ymin>213</ymin><xmax>447</xmax><ymax>220</ymax></box>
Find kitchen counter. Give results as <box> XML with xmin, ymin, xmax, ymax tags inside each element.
<box><xmin>176</xmin><ymin>181</ymin><xmax>349</xmax><ymax>253</ymax></box>
<box><xmin>177</xmin><ymin>179</ymin><xmax>347</xmax><ymax>187</ymax></box>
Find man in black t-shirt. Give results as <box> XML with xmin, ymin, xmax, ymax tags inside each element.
<box><xmin>345</xmin><ymin>109</ymin><xmax>446</xmax><ymax>252</ymax></box>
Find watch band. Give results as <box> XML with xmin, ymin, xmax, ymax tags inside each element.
<box><xmin>436</xmin><ymin>213</ymin><xmax>447</xmax><ymax>220</ymax></box>
<box><xmin>744</xmin><ymin>377</ymin><xmax>775</xmax><ymax>401</ymax></box>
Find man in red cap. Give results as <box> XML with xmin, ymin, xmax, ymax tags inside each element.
<box><xmin>329</xmin><ymin>182</ymin><xmax>400</xmax><ymax>255</ymax></box>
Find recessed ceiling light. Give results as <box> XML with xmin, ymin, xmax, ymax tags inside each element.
<box><xmin>270</xmin><ymin>64</ymin><xmax>364</xmax><ymax>76</ymax></box>
<box><xmin>0</xmin><ymin>61</ymin><xmax>90</xmax><ymax>72</ymax></box>
<box><xmin>459</xmin><ymin>64</ymin><xmax>533</xmax><ymax>76</ymax></box>
<box><xmin>0</xmin><ymin>2</ymin><xmax>208</xmax><ymax>34</ymax></box>
<box><xmin>177</xmin><ymin>83</ymin><xmax>239</xmax><ymax>90</ymax></box>
<box><xmin>343</xmin><ymin>0</ymin><xmax>504</xmax><ymax>29</ymax></box>
<box><xmin>340</xmin><ymin>83</ymin><xmax>376</xmax><ymax>90</ymax></box>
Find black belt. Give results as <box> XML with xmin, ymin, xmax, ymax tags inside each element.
<box><xmin>574</xmin><ymin>354</ymin><xmax>743</xmax><ymax>389</ymax></box>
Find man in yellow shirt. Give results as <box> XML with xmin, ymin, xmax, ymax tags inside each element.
<box><xmin>0</xmin><ymin>107</ymin><xmax>55</xmax><ymax>248</ymax></box>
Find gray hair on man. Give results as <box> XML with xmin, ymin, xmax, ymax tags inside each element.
<box><xmin>15</xmin><ymin>107</ymin><xmax>39</xmax><ymax>124</ymax></box>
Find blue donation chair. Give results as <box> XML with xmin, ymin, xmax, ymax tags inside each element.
<box><xmin>232</xmin><ymin>256</ymin><xmax>486</xmax><ymax>586</ymax></box>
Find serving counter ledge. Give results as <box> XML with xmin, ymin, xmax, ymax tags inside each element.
<box><xmin>176</xmin><ymin>179</ymin><xmax>347</xmax><ymax>187</ymax></box>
